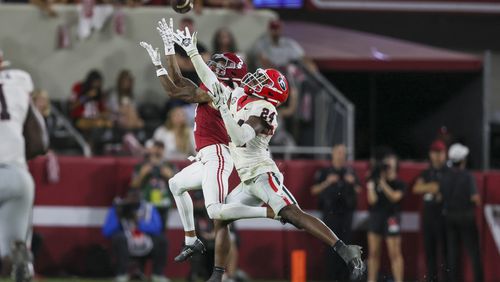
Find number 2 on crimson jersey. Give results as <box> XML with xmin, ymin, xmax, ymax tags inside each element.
<box><xmin>0</xmin><ymin>84</ymin><xmax>11</xmax><ymax>120</ymax></box>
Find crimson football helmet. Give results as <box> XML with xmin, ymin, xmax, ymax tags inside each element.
<box><xmin>207</xmin><ymin>52</ymin><xmax>247</xmax><ymax>83</ymax></box>
<box><xmin>242</xmin><ymin>68</ymin><xmax>289</xmax><ymax>106</ymax></box>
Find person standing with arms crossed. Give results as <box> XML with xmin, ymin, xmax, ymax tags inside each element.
<box><xmin>413</xmin><ymin>140</ymin><xmax>449</xmax><ymax>282</ymax></box>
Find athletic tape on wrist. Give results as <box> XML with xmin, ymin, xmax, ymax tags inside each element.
<box><xmin>156</xmin><ymin>68</ymin><xmax>168</xmax><ymax>77</ymax></box>
<box><xmin>188</xmin><ymin>50</ymin><xmax>199</xmax><ymax>59</ymax></box>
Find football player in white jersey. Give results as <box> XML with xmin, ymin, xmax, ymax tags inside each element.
<box><xmin>172</xmin><ymin>31</ymin><xmax>366</xmax><ymax>281</ymax></box>
<box><xmin>0</xmin><ymin>50</ymin><xmax>48</xmax><ymax>282</ymax></box>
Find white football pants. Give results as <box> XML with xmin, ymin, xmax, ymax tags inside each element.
<box><xmin>169</xmin><ymin>144</ymin><xmax>267</xmax><ymax>232</ymax></box>
<box><xmin>0</xmin><ymin>164</ymin><xmax>34</xmax><ymax>257</ymax></box>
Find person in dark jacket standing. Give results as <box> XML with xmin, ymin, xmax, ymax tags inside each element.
<box><xmin>311</xmin><ymin>144</ymin><xmax>361</xmax><ymax>281</ymax></box>
<box><xmin>413</xmin><ymin>140</ymin><xmax>449</xmax><ymax>282</ymax></box>
<box><xmin>440</xmin><ymin>143</ymin><xmax>483</xmax><ymax>282</ymax></box>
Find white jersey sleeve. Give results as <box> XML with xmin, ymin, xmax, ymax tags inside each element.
<box><xmin>19</xmin><ymin>70</ymin><xmax>34</xmax><ymax>93</ymax></box>
<box><xmin>2</xmin><ymin>69</ymin><xmax>34</xmax><ymax>93</ymax></box>
<box><xmin>0</xmin><ymin>69</ymin><xmax>33</xmax><ymax>169</ymax></box>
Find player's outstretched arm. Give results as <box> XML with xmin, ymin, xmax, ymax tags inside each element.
<box><xmin>24</xmin><ymin>103</ymin><xmax>49</xmax><ymax>159</ymax></box>
<box><xmin>172</xmin><ymin>27</ymin><xmax>221</xmax><ymax>92</ymax></box>
<box><xmin>157</xmin><ymin>18</ymin><xmax>186</xmax><ymax>86</ymax></box>
<box><xmin>140</xmin><ymin>41</ymin><xmax>211</xmax><ymax>104</ymax></box>
<box><xmin>164</xmin><ymin>78</ymin><xmax>212</xmax><ymax>104</ymax></box>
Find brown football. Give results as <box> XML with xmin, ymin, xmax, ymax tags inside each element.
<box><xmin>172</xmin><ymin>0</ymin><xmax>193</xmax><ymax>14</ymax></box>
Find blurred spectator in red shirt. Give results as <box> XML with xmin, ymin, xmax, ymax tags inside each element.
<box><xmin>70</xmin><ymin>70</ymin><xmax>112</xmax><ymax>154</ymax></box>
<box><xmin>70</xmin><ymin>70</ymin><xmax>111</xmax><ymax>129</ymax></box>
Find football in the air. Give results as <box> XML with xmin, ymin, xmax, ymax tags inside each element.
<box><xmin>172</xmin><ymin>0</ymin><xmax>193</xmax><ymax>14</ymax></box>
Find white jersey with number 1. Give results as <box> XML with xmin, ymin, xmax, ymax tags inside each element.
<box><xmin>0</xmin><ymin>69</ymin><xmax>34</xmax><ymax>169</ymax></box>
<box><xmin>227</xmin><ymin>87</ymin><xmax>280</xmax><ymax>181</ymax></box>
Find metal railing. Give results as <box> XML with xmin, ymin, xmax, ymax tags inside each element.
<box><xmin>296</xmin><ymin>62</ymin><xmax>355</xmax><ymax>160</ymax></box>
<box><xmin>49</xmin><ymin>104</ymin><xmax>92</xmax><ymax>157</ymax></box>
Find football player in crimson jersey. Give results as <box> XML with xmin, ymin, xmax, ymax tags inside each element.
<box><xmin>140</xmin><ymin>19</ymin><xmax>276</xmax><ymax>282</ymax></box>
<box><xmin>0</xmin><ymin>50</ymin><xmax>48</xmax><ymax>282</ymax></box>
<box><xmin>172</xmin><ymin>29</ymin><xmax>367</xmax><ymax>281</ymax></box>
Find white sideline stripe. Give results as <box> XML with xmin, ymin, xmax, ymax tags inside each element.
<box><xmin>33</xmin><ymin>206</ymin><xmax>420</xmax><ymax>231</ymax></box>
<box><xmin>310</xmin><ymin>0</ymin><xmax>500</xmax><ymax>13</ymax></box>
<box><xmin>33</xmin><ymin>206</ymin><xmax>109</xmax><ymax>227</ymax></box>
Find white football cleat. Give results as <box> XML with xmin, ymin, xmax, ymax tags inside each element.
<box><xmin>10</xmin><ymin>242</ymin><xmax>34</xmax><ymax>282</ymax></box>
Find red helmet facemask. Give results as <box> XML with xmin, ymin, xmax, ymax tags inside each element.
<box><xmin>242</xmin><ymin>68</ymin><xmax>289</xmax><ymax>106</ymax></box>
<box><xmin>207</xmin><ymin>53</ymin><xmax>247</xmax><ymax>84</ymax></box>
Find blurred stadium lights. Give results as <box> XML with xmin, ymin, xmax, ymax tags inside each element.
<box><xmin>253</xmin><ymin>0</ymin><xmax>303</xmax><ymax>9</ymax></box>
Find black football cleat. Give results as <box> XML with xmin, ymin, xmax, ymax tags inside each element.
<box><xmin>206</xmin><ymin>274</ymin><xmax>222</xmax><ymax>282</ymax></box>
<box><xmin>332</xmin><ymin>241</ymin><xmax>366</xmax><ymax>281</ymax></box>
<box><xmin>174</xmin><ymin>239</ymin><xmax>206</xmax><ymax>262</ymax></box>
<box><xmin>347</xmin><ymin>255</ymin><xmax>366</xmax><ymax>281</ymax></box>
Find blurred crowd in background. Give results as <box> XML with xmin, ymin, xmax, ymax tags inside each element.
<box><xmin>5</xmin><ymin>0</ymin><xmax>253</xmax><ymax>19</ymax></box>
<box><xmin>30</xmin><ymin>16</ymin><xmax>314</xmax><ymax>158</ymax></box>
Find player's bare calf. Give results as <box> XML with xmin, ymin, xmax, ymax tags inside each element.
<box><xmin>279</xmin><ymin>204</ymin><xmax>366</xmax><ymax>280</ymax></box>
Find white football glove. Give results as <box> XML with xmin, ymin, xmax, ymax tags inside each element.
<box><xmin>172</xmin><ymin>27</ymin><xmax>199</xmax><ymax>58</ymax></box>
<box><xmin>157</xmin><ymin>18</ymin><xmax>175</xmax><ymax>56</ymax></box>
<box><xmin>139</xmin><ymin>41</ymin><xmax>162</xmax><ymax>67</ymax></box>
<box><xmin>210</xmin><ymin>82</ymin><xmax>231</xmax><ymax>111</ymax></box>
